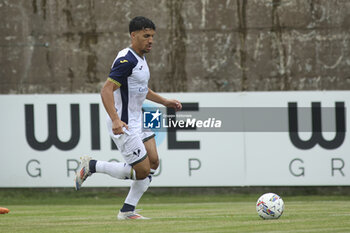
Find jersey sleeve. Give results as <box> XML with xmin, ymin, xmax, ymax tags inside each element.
<box><xmin>108</xmin><ymin>57</ymin><xmax>135</xmax><ymax>87</ymax></box>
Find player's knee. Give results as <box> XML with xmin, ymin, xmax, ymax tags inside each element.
<box><xmin>135</xmin><ymin>167</ymin><xmax>150</xmax><ymax>180</ymax></box>
<box><xmin>150</xmin><ymin>158</ymin><xmax>159</xmax><ymax>170</ymax></box>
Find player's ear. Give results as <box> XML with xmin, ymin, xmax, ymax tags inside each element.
<box><xmin>130</xmin><ymin>31</ymin><xmax>137</xmax><ymax>39</ymax></box>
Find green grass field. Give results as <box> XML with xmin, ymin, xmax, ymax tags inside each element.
<box><xmin>1</xmin><ymin>189</ymin><xmax>350</xmax><ymax>233</ymax></box>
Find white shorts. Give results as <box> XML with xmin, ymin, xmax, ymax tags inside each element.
<box><xmin>107</xmin><ymin>120</ymin><xmax>155</xmax><ymax>166</ymax></box>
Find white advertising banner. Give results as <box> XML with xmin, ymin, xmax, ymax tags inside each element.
<box><xmin>0</xmin><ymin>92</ymin><xmax>348</xmax><ymax>187</ymax></box>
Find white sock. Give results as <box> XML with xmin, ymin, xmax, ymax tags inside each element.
<box><xmin>124</xmin><ymin>177</ymin><xmax>151</xmax><ymax>207</ymax></box>
<box><xmin>124</xmin><ymin>169</ymin><xmax>156</xmax><ymax>207</ymax></box>
<box><xmin>95</xmin><ymin>161</ymin><xmax>135</xmax><ymax>180</ymax></box>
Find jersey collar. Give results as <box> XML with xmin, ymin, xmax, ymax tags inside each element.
<box><xmin>129</xmin><ymin>47</ymin><xmax>145</xmax><ymax>60</ymax></box>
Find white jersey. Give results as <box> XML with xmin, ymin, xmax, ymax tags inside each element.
<box><xmin>108</xmin><ymin>47</ymin><xmax>150</xmax><ymax>133</ymax></box>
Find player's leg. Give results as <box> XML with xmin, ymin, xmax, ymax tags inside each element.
<box><xmin>74</xmin><ymin>155</ymin><xmax>137</xmax><ymax>190</ymax></box>
<box><xmin>144</xmin><ymin>136</ymin><xmax>159</xmax><ymax>172</ymax></box>
<box><xmin>122</xmin><ymin>137</ymin><xmax>158</xmax><ymax>208</ymax></box>
<box><xmin>118</xmin><ymin>157</ymin><xmax>151</xmax><ymax>220</ymax></box>
<box><xmin>75</xmin><ymin>133</ymin><xmax>149</xmax><ymax>190</ymax></box>
<box><xmin>93</xmin><ymin>132</ymin><xmax>151</xmax><ymax>180</ymax></box>
<box><xmin>118</xmin><ymin>136</ymin><xmax>158</xmax><ymax>220</ymax></box>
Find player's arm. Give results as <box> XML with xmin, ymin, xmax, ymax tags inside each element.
<box><xmin>100</xmin><ymin>79</ymin><xmax>128</xmax><ymax>134</ymax></box>
<box><xmin>146</xmin><ymin>88</ymin><xmax>182</xmax><ymax>111</ymax></box>
<box><xmin>103</xmin><ymin>54</ymin><xmax>135</xmax><ymax>135</ymax></box>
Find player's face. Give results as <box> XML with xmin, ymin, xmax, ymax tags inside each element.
<box><xmin>131</xmin><ymin>28</ymin><xmax>155</xmax><ymax>55</ymax></box>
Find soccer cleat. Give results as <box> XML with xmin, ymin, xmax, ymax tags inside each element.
<box><xmin>74</xmin><ymin>156</ymin><xmax>92</xmax><ymax>191</ymax></box>
<box><xmin>117</xmin><ymin>211</ymin><xmax>150</xmax><ymax>220</ymax></box>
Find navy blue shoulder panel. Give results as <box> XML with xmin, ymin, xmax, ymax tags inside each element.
<box><xmin>108</xmin><ymin>50</ymin><xmax>138</xmax><ymax>86</ymax></box>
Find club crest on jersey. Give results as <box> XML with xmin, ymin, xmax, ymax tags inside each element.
<box><xmin>143</xmin><ymin>109</ymin><xmax>162</xmax><ymax>129</ymax></box>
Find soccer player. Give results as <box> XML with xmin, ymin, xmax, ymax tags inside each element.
<box><xmin>74</xmin><ymin>16</ymin><xmax>182</xmax><ymax>220</ymax></box>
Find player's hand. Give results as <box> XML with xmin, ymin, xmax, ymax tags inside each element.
<box><xmin>164</xmin><ymin>99</ymin><xmax>182</xmax><ymax>111</ymax></box>
<box><xmin>112</xmin><ymin>119</ymin><xmax>128</xmax><ymax>135</ymax></box>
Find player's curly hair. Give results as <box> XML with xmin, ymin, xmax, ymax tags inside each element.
<box><xmin>129</xmin><ymin>16</ymin><xmax>156</xmax><ymax>34</ymax></box>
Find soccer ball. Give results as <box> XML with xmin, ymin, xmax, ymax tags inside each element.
<box><xmin>256</xmin><ymin>193</ymin><xmax>284</xmax><ymax>219</ymax></box>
